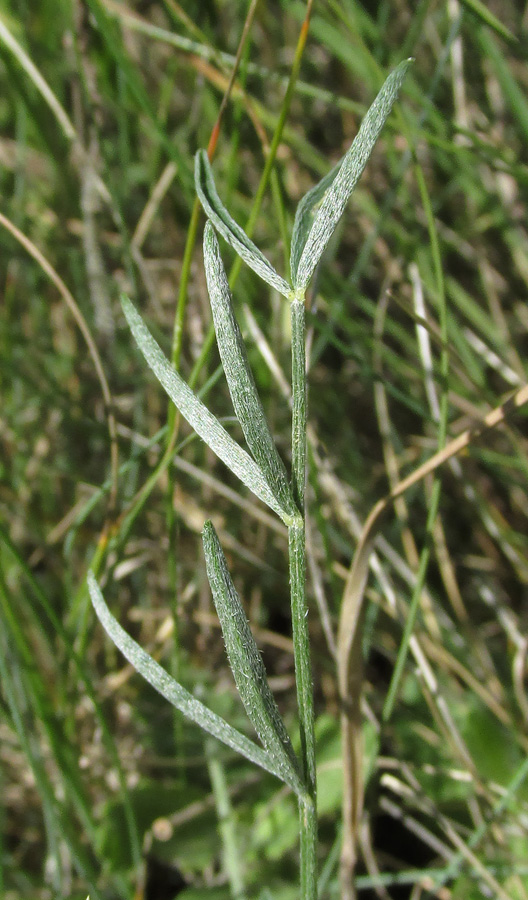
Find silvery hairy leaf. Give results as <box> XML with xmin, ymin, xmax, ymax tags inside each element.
<box><xmin>290</xmin><ymin>160</ymin><xmax>342</xmax><ymax>286</ymax></box>
<box><xmin>87</xmin><ymin>572</ymin><xmax>288</xmax><ymax>784</ymax></box>
<box><xmin>202</xmin><ymin>522</ymin><xmax>305</xmax><ymax>796</ymax></box>
<box><xmin>203</xmin><ymin>222</ymin><xmax>299</xmax><ymax>523</ymax></box>
<box><xmin>122</xmin><ymin>295</ymin><xmax>293</xmax><ymax>524</ymax></box>
<box><xmin>195</xmin><ymin>149</ymin><xmax>292</xmax><ymax>298</ymax></box>
<box><xmin>293</xmin><ymin>58</ymin><xmax>413</xmax><ymax>294</ymax></box>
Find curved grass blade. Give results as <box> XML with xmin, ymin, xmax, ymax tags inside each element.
<box><xmin>0</xmin><ymin>525</ymin><xmax>142</xmax><ymax>867</ymax></box>
<box><xmin>203</xmin><ymin>222</ymin><xmax>299</xmax><ymax>522</ymax></box>
<box><xmin>202</xmin><ymin>522</ymin><xmax>306</xmax><ymax>797</ymax></box>
<box><xmin>290</xmin><ymin>160</ymin><xmax>341</xmax><ymax>286</ymax></box>
<box><xmin>87</xmin><ymin>572</ymin><xmax>288</xmax><ymax>785</ymax></box>
<box><xmin>0</xmin><ymin>625</ymin><xmax>102</xmax><ymax>896</ymax></box>
<box><xmin>122</xmin><ymin>294</ymin><xmax>294</xmax><ymax>524</ymax></box>
<box><xmin>294</xmin><ymin>58</ymin><xmax>413</xmax><ymax>294</ymax></box>
<box><xmin>84</xmin><ymin>0</ymin><xmax>192</xmax><ymax>186</ymax></box>
<box><xmin>460</xmin><ymin>0</ymin><xmax>515</xmax><ymax>43</ymax></box>
<box><xmin>195</xmin><ymin>149</ymin><xmax>292</xmax><ymax>299</ymax></box>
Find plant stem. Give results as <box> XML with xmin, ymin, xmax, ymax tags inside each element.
<box><xmin>289</xmin><ymin>296</ymin><xmax>317</xmax><ymax>899</ymax></box>
<box><xmin>299</xmin><ymin>792</ymin><xmax>317</xmax><ymax>900</ymax></box>
<box><xmin>290</xmin><ymin>520</ymin><xmax>317</xmax><ymax>899</ymax></box>
<box><xmin>291</xmin><ymin>299</ymin><xmax>307</xmax><ymax>513</ymax></box>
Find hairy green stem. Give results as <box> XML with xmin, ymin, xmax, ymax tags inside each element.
<box><xmin>291</xmin><ymin>299</ymin><xmax>307</xmax><ymax>512</ymax></box>
<box><xmin>290</xmin><ymin>522</ymin><xmax>317</xmax><ymax>900</ymax></box>
<box><xmin>289</xmin><ymin>296</ymin><xmax>317</xmax><ymax>899</ymax></box>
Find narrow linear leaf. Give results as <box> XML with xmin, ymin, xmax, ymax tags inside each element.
<box><xmin>294</xmin><ymin>58</ymin><xmax>413</xmax><ymax>294</ymax></box>
<box><xmin>202</xmin><ymin>522</ymin><xmax>306</xmax><ymax>797</ymax></box>
<box><xmin>0</xmin><ymin>626</ymin><xmax>100</xmax><ymax>888</ymax></box>
<box><xmin>87</xmin><ymin>572</ymin><xmax>288</xmax><ymax>785</ymax></box>
<box><xmin>479</xmin><ymin>29</ymin><xmax>528</xmax><ymax>145</ymax></box>
<box><xmin>195</xmin><ymin>149</ymin><xmax>292</xmax><ymax>299</ymax></box>
<box><xmin>84</xmin><ymin>0</ymin><xmax>192</xmax><ymax>185</ymax></box>
<box><xmin>460</xmin><ymin>0</ymin><xmax>516</xmax><ymax>43</ymax></box>
<box><xmin>122</xmin><ymin>295</ymin><xmax>294</xmax><ymax>524</ymax></box>
<box><xmin>203</xmin><ymin>222</ymin><xmax>299</xmax><ymax>522</ymax></box>
<box><xmin>290</xmin><ymin>160</ymin><xmax>342</xmax><ymax>286</ymax></box>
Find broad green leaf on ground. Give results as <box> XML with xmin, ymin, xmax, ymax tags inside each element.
<box><xmin>293</xmin><ymin>58</ymin><xmax>413</xmax><ymax>294</ymax></box>
<box><xmin>203</xmin><ymin>222</ymin><xmax>299</xmax><ymax>522</ymax></box>
<box><xmin>195</xmin><ymin>149</ymin><xmax>291</xmax><ymax>298</ymax></box>
<box><xmin>87</xmin><ymin>572</ymin><xmax>287</xmax><ymax>783</ymax></box>
<box><xmin>202</xmin><ymin>521</ymin><xmax>305</xmax><ymax>797</ymax></box>
<box><xmin>122</xmin><ymin>295</ymin><xmax>293</xmax><ymax>524</ymax></box>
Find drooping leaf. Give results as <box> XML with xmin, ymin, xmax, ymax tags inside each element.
<box><xmin>87</xmin><ymin>572</ymin><xmax>287</xmax><ymax>784</ymax></box>
<box><xmin>195</xmin><ymin>149</ymin><xmax>292</xmax><ymax>298</ymax></box>
<box><xmin>203</xmin><ymin>222</ymin><xmax>299</xmax><ymax>522</ymax></box>
<box><xmin>121</xmin><ymin>295</ymin><xmax>293</xmax><ymax>524</ymax></box>
<box><xmin>202</xmin><ymin>522</ymin><xmax>306</xmax><ymax>797</ymax></box>
<box><xmin>293</xmin><ymin>58</ymin><xmax>413</xmax><ymax>294</ymax></box>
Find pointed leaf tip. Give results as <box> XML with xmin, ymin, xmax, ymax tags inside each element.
<box><xmin>293</xmin><ymin>58</ymin><xmax>413</xmax><ymax>293</ymax></box>
<box><xmin>87</xmin><ymin>569</ymin><xmax>287</xmax><ymax>783</ymax></box>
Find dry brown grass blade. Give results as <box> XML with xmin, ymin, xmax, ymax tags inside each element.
<box><xmin>337</xmin><ymin>380</ymin><xmax>528</xmax><ymax>898</ymax></box>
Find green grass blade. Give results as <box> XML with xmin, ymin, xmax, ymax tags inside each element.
<box><xmin>84</xmin><ymin>0</ymin><xmax>192</xmax><ymax>187</ymax></box>
<box><xmin>432</xmin><ymin>753</ymin><xmax>528</xmax><ymax>890</ymax></box>
<box><xmin>459</xmin><ymin>0</ymin><xmax>516</xmax><ymax>43</ymax></box>
<box><xmin>0</xmin><ymin>626</ymin><xmax>102</xmax><ymax>897</ymax></box>
<box><xmin>478</xmin><ymin>28</ymin><xmax>528</xmax><ymax>145</ymax></box>
<box><xmin>202</xmin><ymin>522</ymin><xmax>306</xmax><ymax>797</ymax></box>
<box><xmin>203</xmin><ymin>222</ymin><xmax>299</xmax><ymax>522</ymax></box>
<box><xmin>195</xmin><ymin>149</ymin><xmax>292</xmax><ymax>298</ymax></box>
<box><xmin>206</xmin><ymin>738</ymin><xmax>248</xmax><ymax>900</ymax></box>
<box><xmin>0</xmin><ymin>528</ymin><xmax>142</xmax><ymax>869</ymax></box>
<box><xmin>87</xmin><ymin>572</ymin><xmax>287</xmax><ymax>783</ymax></box>
<box><xmin>293</xmin><ymin>58</ymin><xmax>413</xmax><ymax>293</ymax></box>
<box><xmin>122</xmin><ymin>294</ymin><xmax>293</xmax><ymax>523</ymax></box>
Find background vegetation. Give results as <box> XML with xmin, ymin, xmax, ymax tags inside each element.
<box><xmin>1</xmin><ymin>1</ymin><xmax>528</xmax><ymax>898</ymax></box>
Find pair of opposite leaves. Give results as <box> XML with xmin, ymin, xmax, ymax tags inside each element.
<box><xmin>88</xmin><ymin>59</ymin><xmax>412</xmax><ymax>793</ymax></box>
